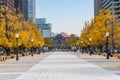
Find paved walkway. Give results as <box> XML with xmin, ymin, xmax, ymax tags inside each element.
<box><xmin>77</xmin><ymin>53</ymin><xmax>120</xmax><ymax>75</ymax></box>
<box><xmin>0</xmin><ymin>53</ymin><xmax>50</xmax><ymax>80</ymax></box>
<box><xmin>14</xmin><ymin>52</ymin><xmax>120</xmax><ymax>80</ymax></box>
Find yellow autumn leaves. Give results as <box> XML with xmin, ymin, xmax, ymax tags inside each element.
<box><xmin>78</xmin><ymin>10</ymin><xmax>120</xmax><ymax>48</ymax></box>
<box><xmin>44</xmin><ymin>38</ymin><xmax>54</xmax><ymax>47</ymax></box>
<box><xmin>0</xmin><ymin>7</ymin><xmax>44</xmax><ymax>52</ymax></box>
<box><xmin>66</xmin><ymin>34</ymin><xmax>77</xmax><ymax>46</ymax></box>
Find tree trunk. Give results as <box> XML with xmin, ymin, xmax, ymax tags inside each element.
<box><xmin>6</xmin><ymin>48</ymin><xmax>10</xmax><ymax>56</ymax></box>
<box><xmin>100</xmin><ymin>45</ymin><xmax>103</xmax><ymax>53</ymax></box>
<box><xmin>0</xmin><ymin>45</ymin><xmax>10</xmax><ymax>56</ymax></box>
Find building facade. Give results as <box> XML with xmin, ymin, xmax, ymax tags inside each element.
<box><xmin>94</xmin><ymin>0</ymin><xmax>102</xmax><ymax>16</ymax></box>
<box><xmin>14</xmin><ymin>0</ymin><xmax>28</xmax><ymax>20</ymax></box>
<box><xmin>94</xmin><ymin>0</ymin><xmax>120</xmax><ymax>20</ymax></box>
<box><xmin>41</xmin><ymin>24</ymin><xmax>52</xmax><ymax>38</ymax></box>
<box><xmin>36</xmin><ymin>18</ymin><xmax>46</xmax><ymax>24</ymax></box>
<box><xmin>0</xmin><ymin>0</ymin><xmax>36</xmax><ymax>22</ymax></box>
<box><xmin>36</xmin><ymin>18</ymin><xmax>52</xmax><ymax>38</ymax></box>
<box><xmin>53</xmin><ymin>34</ymin><xmax>67</xmax><ymax>49</ymax></box>
<box><xmin>0</xmin><ymin>0</ymin><xmax>14</xmax><ymax>9</ymax></box>
<box><xmin>28</xmin><ymin>0</ymin><xmax>36</xmax><ymax>22</ymax></box>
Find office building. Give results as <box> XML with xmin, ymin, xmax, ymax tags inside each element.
<box><xmin>28</xmin><ymin>0</ymin><xmax>36</xmax><ymax>22</ymax></box>
<box><xmin>14</xmin><ymin>0</ymin><xmax>28</xmax><ymax>20</ymax></box>
<box><xmin>94</xmin><ymin>0</ymin><xmax>102</xmax><ymax>16</ymax></box>
<box><xmin>41</xmin><ymin>24</ymin><xmax>52</xmax><ymax>38</ymax></box>
<box><xmin>36</xmin><ymin>18</ymin><xmax>46</xmax><ymax>24</ymax></box>
<box><xmin>94</xmin><ymin>0</ymin><xmax>120</xmax><ymax>20</ymax></box>
<box><xmin>0</xmin><ymin>0</ymin><xmax>14</xmax><ymax>9</ymax></box>
<box><xmin>51</xmin><ymin>32</ymin><xmax>57</xmax><ymax>37</ymax></box>
<box><xmin>36</xmin><ymin>18</ymin><xmax>52</xmax><ymax>38</ymax></box>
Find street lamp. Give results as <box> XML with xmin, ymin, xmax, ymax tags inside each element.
<box><xmin>38</xmin><ymin>42</ymin><xmax>40</xmax><ymax>54</ymax></box>
<box><xmin>81</xmin><ymin>41</ymin><xmax>83</xmax><ymax>44</ymax></box>
<box><xmin>89</xmin><ymin>38</ymin><xmax>92</xmax><ymax>46</ymax></box>
<box><xmin>76</xmin><ymin>42</ymin><xmax>79</xmax><ymax>48</ymax></box>
<box><xmin>74</xmin><ymin>44</ymin><xmax>76</xmax><ymax>52</ymax></box>
<box><xmin>16</xmin><ymin>33</ymin><xmax>19</xmax><ymax>61</ymax></box>
<box><xmin>106</xmin><ymin>32</ymin><xmax>109</xmax><ymax>59</ymax></box>
<box><xmin>89</xmin><ymin>38</ymin><xmax>92</xmax><ymax>42</ymax></box>
<box><xmin>81</xmin><ymin>41</ymin><xmax>83</xmax><ymax>53</ymax></box>
<box><xmin>76</xmin><ymin>42</ymin><xmax>79</xmax><ymax>45</ymax></box>
<box><xmin>89</xmin><ymin>38</ymin><xmax>92</xmax><ymax>56</ymax></box>
<box><xmin>47</xmin><ymin>45</ymin><xmax>49</xmax><ymax>52</ymax></box>
<box><xmin>31</xmin><ymin>39</ymin><xmax>34</xmax><ymax>56</ymax></box>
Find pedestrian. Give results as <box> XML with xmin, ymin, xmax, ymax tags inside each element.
<box><xmin>81</xmin><ymin>48</ymin><xmax>84</xmax><ymax>54</ymax></box>
<box><xmin>90</xmin><ymin>47</ymin><xmax>94</xmax><ymax>56</ymax></box>
<box><xmin>108</xmin><ymin>48</ymin><xmax>112</xmax><ymax>57</ymax></box>
<box><xmin>77</xmin><ymin>48</ymin><xmax>80</xmax><ymax>58</ymax></box>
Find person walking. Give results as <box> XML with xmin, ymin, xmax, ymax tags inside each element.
<box><xmin>90</xmin><ymin>47</ymin><xmax>94</xmax><ymax>56</ymax></box>
<box><xmin>77</xmin><ymin>48</ymin><xmax>80</xmax><ymax>58</ymax></box>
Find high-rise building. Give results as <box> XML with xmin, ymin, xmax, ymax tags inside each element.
<box><xmin>14</xmin><ymin>0</ymin><xmax>19</xmax><ymax>9</ymax></box>
<box><xmin>36</xmin><ymin>18</ymin><xmax>52</xmax><ymax>38</ymax></box>
<box><xmin>94</xmin><ymin>0</ymin><xmax>102</xmax><ymax>16</ymax></box>
<box><xmin>36</xmin><ymin>18</ymin><xmax>46</xmax><ymax>24</ymax></box>
<box><xmin>94</xmin><ymin>0</ymin><xmax>120</xmax><ymax>20</ymax></box>
<box><xmin>0</xmin><ymin>0</ymin><xmax>14</xmax><ymax>10</ymax></box>
<box><xmin>14</xmin><ymin>0</ymin><xmax>28</xmax><ymax>20</ymax></box>
<box><xmin>41</xmin><ymin>23</ymin><xmax>52</xmax><ymax>38</ymax></box>
<box><xmin>28</xmin><ymin>0</ymin><xmax>36</xmax><ymax>22</ymax></box>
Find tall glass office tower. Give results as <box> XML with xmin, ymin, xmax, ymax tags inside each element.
<box><xmin>28</xmin><ymin>0</ymin><xmax>36</xmax><ymax>22</ymax></box>
<box><xmin>14</xmin><ymin>0</ymin><xmax>28</xmax><ymax>20</ymax></box>
<box><xmin>94</xmin><ymin>0</ymin><xmax>102</xmax><ymax>16</ymax></box>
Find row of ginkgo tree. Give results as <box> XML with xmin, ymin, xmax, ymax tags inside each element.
<box><xmin>78</xmin><ymin>10</ymin><xmax>120</xmax><ymax>52</ymax></box>
<box><xmin>0</xmin><ymin>6</ymin><xmax>44</xmax><ymax>55</ymax></box>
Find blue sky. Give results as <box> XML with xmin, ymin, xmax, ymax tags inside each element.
<box><xmin>36</xmin><ymin>0</ymin><xmax>94</xmax><ymax>36</ymax></box>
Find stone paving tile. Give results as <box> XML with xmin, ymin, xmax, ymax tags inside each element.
<box><xmin>72</xmin><ymin>52</ymin><xmax>120</xmax><ymax>75</ymax></box>
<box><xmin>0</xmin><ymin>53</ymin><xmax>50</xmax><ymax>80</ymax></box>
<box><xmin>15</xmin><ymin>52</ymin><xmax>120</xmax><ymax>80</ymax></box>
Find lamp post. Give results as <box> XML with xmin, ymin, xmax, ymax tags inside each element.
<box><xmin>81</xmin><ymin>41</ymin><xmax>83</xmax><ymax>53</ymax></box>
<box><xmin>89</xmin><ymin>38</ymin><xmax>92</xmax><ymax>56</ymax></box>
<box><xmin>89</xmin><ymin>38</ymin><xmax>92</xmax><ymax>43</ymax></box>
<box><xmin>31</xmin><ymin>39</ymin><xmax>33</xmax><ymax>56</ymax></box>
<box><xmin>74</xmin><ymin>44</ymin><xmax>76</xmax><ymax>52</ymax></box>
<box><xmin>76</xmin><ymin>42</ymin><xmax>79</xmax><ymax>48</ymax></box>
<box><xmin>16</xmin><ymin>33</ymin><xmax>19</xmax><ymax>61</ymax></box>
<box><xmin>38</xmin><ymin>42</ymin><xmax>40</xmax><ymax>54</ymax></box>
<box><xmin>47</xmin><ymin>45</ymin><xmax>49</xmax><ymax>52</ymax></box>
<box><xmin>76</xmin><ymin>42</ymin><xmax>79</xmax><ymax>52</ymax></box>
<box><xmin>89</xmin><ymin>38</ymin><xmax>92</xmax><ymax>48</ymax></box>
<box><xmin>106</xmin><ymin>32</ymin><xmax>109</xmax><ymax>59</ymax></box>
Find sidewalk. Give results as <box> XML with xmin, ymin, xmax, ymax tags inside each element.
<box><xmin>14</xmin><ymin>52</ymin><xmax>120</xmax><ymax>80</ymax></box>
<box><xmin>75</xmin><ymin>52</ymin><xmax>120</xmax><ymax>75</ymax></box>
<box><xmin>0</xmin><ymin>53</ymin><xmax>50</xmax><ymax>80</ymax></box>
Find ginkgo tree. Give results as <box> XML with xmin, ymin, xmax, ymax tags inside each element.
<box><xmin>44</xmin><ymin>38</ymin><xmax>54</xmax><ymax>47</ymax></box>
<box><xmin>78</xmin><ymin>9</ymin><xmax>120</xmax><ymax>53</ymax></box>
<box><xmin>0</xmin><ymin>6</ymin><xmax>44</xmax><ymax>55</ymax></box>
<box><xmin>28</xmin><ymin>19</ymin><xmax>44</xmax><ymax>48</ymax></box>
<box><xmin>66</xmin><ymin>34</ymin><xmax>77</xmax><ymax>46</ymax></box>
